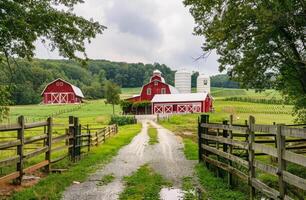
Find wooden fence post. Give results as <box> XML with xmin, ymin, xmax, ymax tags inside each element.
<box><xmin>87</xmin><ymin>124</ymin><xmax>91</xmax><ymax>152</ymax></box>
<box><xmin>228</xmin><ymin>115</ymin><xmax>234</xmax><ymax>187</ymax></box>
<box><xmin>16</xmin><ymin>116</ymin><xmax>25</xmax><ymax>185</ymax></box>
<box><xmin>96</xmin><ymin>131</ymin><xmax>99</xmax><ymax>146</ymax></box>
<box><xmin>198</xmin><ymin>115</ymin><xmax>209</xmax><ymax>163</ymax></box>
<box><xmin>45</xmin><ymin>117</ymin><xmax>52</xmax><ymax>173</ymax></box>
<box><xmin>276</xmin><ymin>125</ymin><xmax>286</xmax><ymax>199</ymax></box>
<box><xmin>198</xmin><ymin>116</ymin><xmax>203</xmax><ymax>163</ymax></box>
<box><xmin>74</xmin><ymin>117</ymin><xmax>80</xmax><ymax>161</ymax></box>
<box><xmin>248</xmin><ymin>116</ymin><xmax>256</xmax><ymax>200</ymax></box>
<box><xmin>222</xmin><ymin>120</ymin><xmax>229</xmax><ymax>180</ymax></box>
<box><xmin>68</xmin><ymin>116</ymin><xmax>75</xmax><ymax>161</ymax></box>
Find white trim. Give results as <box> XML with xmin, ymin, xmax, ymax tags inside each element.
<box><xmin>153</xmin><ymin>102</ymin><xmax>202</xmax><ymax>114</ymax></box>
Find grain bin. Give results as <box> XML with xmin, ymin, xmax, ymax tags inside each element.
<box><xmin>197</xmin><ymin>74</ymin><xmax>210</xmax><ymax>93</ymax></box>
<box><xmin>175</xmin><ymin>70</ymin><xmax>191</xmax><ymax>93</ymax></box>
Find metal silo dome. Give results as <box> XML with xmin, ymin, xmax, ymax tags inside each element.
<box><xmin>175</xmin><ymin>70</ymin><xmax>191</xmax><ymax>93</ymax></box>
<box><xmin>197</xmin><ymin>74</ymin><xmax>210</xmax><ymax>93</ymax></box>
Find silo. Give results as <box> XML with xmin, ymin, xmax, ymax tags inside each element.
<box><xmin>175</xmin><ymin>70</ymin><xmax>191</xmax><ymax>93</ymax></box>
<box><xmin>197</xmin><ymin>74</ymin><xmax>211</xmax><ymax>93</ymax></box>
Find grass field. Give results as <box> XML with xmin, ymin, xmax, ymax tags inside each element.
<box><xmin>4</xmin><ymin>100</ymin><xmax>121</xmax><ymax>126</ymax></box>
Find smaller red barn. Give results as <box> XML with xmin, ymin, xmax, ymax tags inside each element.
<box><xmin>41</xmin><ymin>78</ymin><xmax>84</xmax><ymax>104</ymax></box>
<box><xmin>151</xmin><ymin>93</ymin><xmax>213</xmax><ymax>114</ymax></box>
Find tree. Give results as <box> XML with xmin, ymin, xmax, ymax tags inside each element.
<box><xmin>0</xmin><ymin>0</ymin><xmax>105</xmax><ymax>118</ymax></box>
<box><xmin>191</xmin><ymin>71</ymin><xmax>199</xmax><ymax>88</ymax></box>
<box><xmin>184</xmin><ymin>0</ymin><xmax>306</xmax><ymax>122</ymax></box>
<box><xmin>104</xmin><ymin>81</ymin><xmax>121</xmax><ymax>115</ymax></box>
<box><xmin>0</xmin><ymin>86</ymin><xmax>10</xmax><ymax>122</ymax></box>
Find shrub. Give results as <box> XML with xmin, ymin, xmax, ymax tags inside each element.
<box><xmin>109</xmin><ymin>115</ymin><xmax>137</xmax><ymax>126</ymax></box>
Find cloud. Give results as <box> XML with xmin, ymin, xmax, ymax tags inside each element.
<box><xmin>34</xmin><ymin>0</ymin><xmax>220</xmax><ymax>75</ymax></box>
<box><xmin>105</xmin><ymin>0</ymin><xmax>162</xmax><ymax>43</ymax></box>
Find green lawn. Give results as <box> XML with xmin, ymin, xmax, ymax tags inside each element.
<box><xmin>5</xmin><ymin>100</ymin><xmax>121</xmax><ymax>125</ymax></box>
<box><xmin>10</xmin><ymin>124</ymin><xmax>142</xmax><ymax>200</ymax></box>
<box><xmin>182</xmin><ymin>138</ymin><xmax>247</xmax><ymax>200</ymax></box>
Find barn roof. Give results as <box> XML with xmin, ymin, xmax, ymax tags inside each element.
<box><xmin>169</xmin><ymin>85</ymin><xmax>179</xmax><ymax>94</ymax></box>
<box><xmin>41</xmin><ymin>78</ymin><xmax>84</xmax><ymax>98</ymax></box>
<box><xmin>151</xmin><ymin>92</ymin><xmax>208</xmax><ymax>103</ymax></box>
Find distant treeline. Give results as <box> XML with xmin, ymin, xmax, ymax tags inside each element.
<box><xmin>0</xmin><ymin>59</ymin><xmax>239</xmax><ymax>105</ymax></box>
<box><xmin>0</xmin><ymin>59</ymin><xmax>175</xmax><ymax>105</ymax></box>
<box><xmin>191</xmin><ymin>72</ymin><xmax>239</xmax><ymax>88</ymax></box>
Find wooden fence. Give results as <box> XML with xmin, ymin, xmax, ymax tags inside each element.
<box><xmin>198</xmin><ymin>114</ymin><xmax>306</xmax><ymax>200</ymax></box>
<box><xmin>0</xmin><ymin>116</ymin><xmax>118</xmax><ymax>185</ymax></box>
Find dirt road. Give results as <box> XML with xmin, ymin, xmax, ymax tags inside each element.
<box><xmin>62</xmin><ymin>120</ymin><xmax>196</xmax><ymax>200</ymax></box>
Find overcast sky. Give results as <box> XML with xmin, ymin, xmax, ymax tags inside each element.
<box><xmin>35</xmin><ymin>0</ymin><xmax>220</xmax><ymax>75</ymax></box>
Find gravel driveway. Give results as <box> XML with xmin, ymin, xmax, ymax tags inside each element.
<box><xmin>62</xmin><ymin>120</ymin><xmax>196</xmax><ymax>200</ymax></box>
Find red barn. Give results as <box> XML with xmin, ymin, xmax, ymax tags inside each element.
<box><xmin>126</xmin><ymin>70</ymin><xmax>178</xmax><ymax>102</ymax></box>
<box><xmin>151</xmin><ymin>93</ymin><xmax>213</xmax><ymax>114</ymax></box>
<box><xmin>41</xmin><ymin>78</ymin><xmax>84</xmax><ymax>104</ymax></box>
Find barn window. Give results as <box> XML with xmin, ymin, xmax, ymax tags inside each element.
<box><xmin>154</xmin><ymin>81</ymin><xmax>158</xmax><ymax>86</ymax></box>
<box><xmin>203</xmin><ymin>80</ymin><xmax>208</xmax><ymax>85</ymax></box>
<box><xmin>56</xmin><ymin>81</ymin><xmax>63</xmax><ymax>86</ymax></box>
<box><xmin>161</xmin><ymin>88</ymin><xmax>166</xmax><ymax>94</ymax></box>
<box><xmin>147</xmin><ymin>88</ymin><xmax>151</xmax><ymax>95</ymax></box>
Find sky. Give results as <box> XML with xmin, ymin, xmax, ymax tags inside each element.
<box><xmin>34</xmin><ymin>0</ymin><xmax>220</xmax><ymax>75</ymax></box>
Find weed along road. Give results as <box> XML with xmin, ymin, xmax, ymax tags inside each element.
<box><xmin>62</xmin><ymin>120</ymin><xmax>196</xmax><ymax>200</ymax></box>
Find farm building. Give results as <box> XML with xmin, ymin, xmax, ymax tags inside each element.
<box><xmin>151</xmin><ymin>93</ymin><xmax>212</xmax><ymax>114</ymax></box>
<box><xmin>124</xmin><ymin>70</ymin><xmax>213</xmax><ymax>115</ymax></box>
<box><xmin>41</xmin><ymin>78</ymin><xmax>84</xmax><ymax>104</ymax></box>
<box><xmin>126</xmin><ymin>70</ymin><xmax>179</xmax><ymax>102</ymax></box>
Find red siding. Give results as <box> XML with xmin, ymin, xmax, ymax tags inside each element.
<box><xmin>138</xmin><ymin>81</ymin><xmax>171</xmax><ymax>101</ymax></box>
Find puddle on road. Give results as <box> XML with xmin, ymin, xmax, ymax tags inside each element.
<box><xmin>160</xmin><ymin>188</ymin><xmax>184</xmax><ymax>200</ymax></box>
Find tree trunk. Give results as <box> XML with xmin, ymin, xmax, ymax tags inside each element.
<box><xmin>112</xmin><ymin>104</ymin><xmax>115</xmax><ymax>115</ymax></box>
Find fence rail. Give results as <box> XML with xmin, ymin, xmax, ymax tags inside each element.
<box><xmin>0</xmin><ymin>115</ymin><xmax>118</xmax><ymax>185</ymax></box>
<box><xmin>198</xmin><ymin>114</ymin><xmax>306</xmax><ymax>200</ymax></box>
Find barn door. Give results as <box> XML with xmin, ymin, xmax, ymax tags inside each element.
<box><xmin>177</xmin><ymin>105</ymin><xmax>187</xmax><ymax>113</ymax></box>
<box><xmin>164</xmin><ymin>105</ymin><xmax>173</xmax><ymax>114</ymax></box>
<box><xmin>154</xmin><ymin>105</ymin><xmax>163</xmax><ymax>114</ymax></box>
<box><xmin>60</xmin><ymin>93</ymin><xmax>68</xmax><ymax>104</ymax></box>
<box><xmin>51</xmin><ymin>93</ymin><xmax>60</xmax><ymax>104</ymax></box>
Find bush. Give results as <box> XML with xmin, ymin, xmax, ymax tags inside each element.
<box><xmin>109</xmin><ymin>115</ymin><xmax>137</xmax><ymax>126</ymax></box>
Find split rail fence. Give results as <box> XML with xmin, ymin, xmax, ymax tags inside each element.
<box><xmin>0</xmin><ymin>116</ymin><xmax>118</xmax><ymax>185</ymax></box>
<box><xmin>198</xmin><ymin>114</ymin><xmax>306</xmax><ymax>200</ymax></box>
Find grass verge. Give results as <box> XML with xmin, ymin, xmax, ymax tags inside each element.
<box><xmin>182</xmin><ymin>138</ymin><xmax>247</xmax><ymax>200</ymax></box>
<box><xmin>148</xmin><ymin>126</ymin><xmax>158</xmax><ymax>145</ymax></box>
<box><xmin>9</xmin><ymin>124</ymin><xmax>142</xmax><ymax>200</ymax></box>
<box><xmin>119</xmin><ymin>164</ymin><xmax>171</xmax><ymax>200</ymax></box>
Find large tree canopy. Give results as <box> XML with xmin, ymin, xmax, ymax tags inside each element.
<box><xmin>184</xmin><ymin>0</ymin><xmax>306</xmax><ymax>122</ymax></box>
<box><xmin>0</xmin><ymin>0</ymin><xmax>105</xmax><ymax>120</ymax></box>
<box><xmin>0</xmin><ymin>0</ymin><xmax>105</xmax><ymax>62</ymax></box>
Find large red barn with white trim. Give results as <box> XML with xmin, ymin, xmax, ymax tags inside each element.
<box><xmin>41</xmin><ymin>78</ymin><xmax>84</xmax><ymax>104</ymax></box>
<box><xmin>125</xmin><ymin>70</ymin><xmax>213</xmax><ymax>115</ymax></box>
